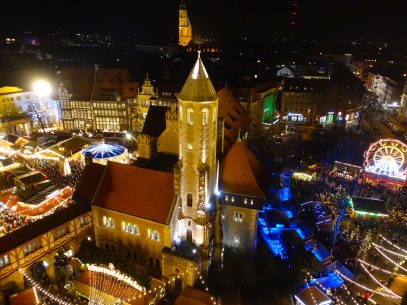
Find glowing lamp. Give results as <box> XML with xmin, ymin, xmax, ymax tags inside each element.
<box><xmin>33</xmin><ymin>80</ymin><xmax>52</xmax><ymax>97</ymax></box>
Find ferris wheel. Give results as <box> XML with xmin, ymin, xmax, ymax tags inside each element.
<box><xmin>364</xmin><ymin>139</ymin><xmax>407</xmax><ymax>182</ymax></box>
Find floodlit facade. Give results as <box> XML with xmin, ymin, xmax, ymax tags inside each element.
<box><xmin>58</xmin><ymin>68</ymin><xmax>137</xmax><ymax>131</ymax></box>
<box><xmin>179</xmin><ymin>1</ymin><xmax>192</xmax><ymax>46</ymax></box>
<box><xmin>0</xmin><ymin>86</ymin><xmax>59</xmax><ymax>134</ymax></box>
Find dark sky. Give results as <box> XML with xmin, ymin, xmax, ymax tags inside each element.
<box><xmin>0</xmin><ymin>0</ymin><xmax>406</xmax><ymax>42</ymax></box>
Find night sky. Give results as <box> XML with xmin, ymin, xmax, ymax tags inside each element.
<box><xmin>0</xmin><ymin>0</ymin><xmax>406</xmax><ymax>42</ymax></box>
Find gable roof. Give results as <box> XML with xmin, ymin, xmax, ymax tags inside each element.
<box><xmin>93</xmin><ymin>162</ymin><xmax>175</xmax><ymax>224</ymax></box>
<box><xmin>141</xmin><ymin>106</ymin><xmax>167</xmax><ymax>137</ymax></box>
<box><xmin>220</xmin><ymin>140</ymin><xmax>265</xmax><ymax>198</ymax></box>
<box><xmin>295</xmin><ymin>286</ymin><xmax>331</xmax><ymax>305</ymax></box>
<box><xmin>178</xmin><ymin>52</ymin><xmax>218</xmax><ymax>102</ymax></box>
<box><xmin>217</xmin><ymin>87</ymin><xmax>250</xmax><ymax>152</ymax></box>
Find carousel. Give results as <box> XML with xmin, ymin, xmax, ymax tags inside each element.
<box><xmin>81</xmin><ymin>141</ymin><xmax>129</xmax><ymax>165</ymax></box>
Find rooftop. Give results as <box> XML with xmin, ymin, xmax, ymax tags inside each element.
<box><xmin>220</xmin><ymin>140</ymin><xmax>266</xmax><ymax>198</ymax></box>
<box><xmin>141</xmin><ymin>106</ymin><xmax>167</xmax><ymax>137</ymax></box>
<box><xmin>92</xmin><ymin>162</ymin><xmax>176</xmax><ymax>224</ymax></box>
<box><xmin>134</xmin><ymin>153</ymin><xmax>178</xmax><ymax>173</ymax></box>
<box><xmin>295</xmin><ymin>286</ymin><xmax>331</xmax><ymax>305</ymax></box>
<box><xmin>178</xmin><ymin>52</ymin><xmax>218</xmax><ymax>102</ymax></box>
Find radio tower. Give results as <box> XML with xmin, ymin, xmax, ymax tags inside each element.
<box><xmin>290</xmin><ymin>0</ymin><xmax>298</xmax><ymax>30</ymax></box>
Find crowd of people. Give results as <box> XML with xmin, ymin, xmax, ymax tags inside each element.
<box><xmin>0</xmin><ymin>206</ymin><xmax>33</xmax><ymax>237</ymax></box>
<box><xmin>12</xmin><ymin>154</ymin><xmax>84</xmax><ymax>188</ymax></box>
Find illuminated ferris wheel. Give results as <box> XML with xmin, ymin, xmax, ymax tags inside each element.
<box><xmin>364</xmin><ymin>139</ymin><xmax>407</xmax><ymax>182</ymax></box>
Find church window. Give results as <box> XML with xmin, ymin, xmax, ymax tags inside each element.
<box><xmin>122</xmin><ymin>222</ymin><xmax>139</xmax><ymax>234</ymax></box>
<box><xmin>187</xmin><ymin>109</ymin><xmax>194</xmax><ymax>126</ymax></box>
<box><xmin>231</xmin><ymin>196</ymin><xmax>235</xmax><ymax>202</ymax></box>
<box><xmin>201</xmin><ymin>109</ymin><xmax>208</xmax><ymax>126</ymax></box>
<box><xmin>244</xmin><ymin>198</ymin><xmax>247</xmax><ymax>204</ymax></box>
<box><xmin>225</xmin><ymin>195</ymin><xmax>229</xmax><ymax>201</ymax></box>
<box><xmin>148</xmin><ymin>229</ymin><xmax>159</xmax><ymax>241</ymax></box>
<box><xmin>0</xmin><ymin>255</ymin><xmax>10</xmax><ymax>269</ymax></box>
<box><xmin>187</xmin><ymin>193</ymin><xmax>193</xmax><ymax>207</ymax></box>
<box><xmin>250</xmin><ymin>199</ymin><xmax>254</xmax><ymax>205</ymax></box>
<box><xmin>103</xmin><ymin>216</ymin><xmax>114</xmax><ymax>227</ymax></box>
<box><xmin>188</xmin><ymin>221</ymin><xmax>191</xmax><ymax>226</ymax></box>
<box><xmin>234</xmin><ymin>212</ymin><xmax>244</xmax><ymax>222</ymax></box>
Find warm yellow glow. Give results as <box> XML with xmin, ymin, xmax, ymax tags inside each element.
<box><xmin>33</xmin><ymin>80</ymin><xmax>52</xmax><ymax>97</ymax></box>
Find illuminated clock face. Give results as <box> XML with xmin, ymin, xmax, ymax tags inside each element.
<box><xmin>364</xmin><ymin>139</ymin><xmax>407</xmax><ymax>181</ymax></box>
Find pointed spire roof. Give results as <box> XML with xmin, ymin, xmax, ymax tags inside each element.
<box><xmin>178</xmin><ymin>51</ymin><xmax>218</xmax><ymax>102</ymax></box>
<box><xmin>220</xmin><ymin>140</ymin><xmax>266</xmax><ymax>198</ymax></box>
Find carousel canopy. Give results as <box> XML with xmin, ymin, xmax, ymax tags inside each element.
<box><xmin>81</xmin><ymin>143</ymin><xmax>125</xmax><ymax>160</ymax></box>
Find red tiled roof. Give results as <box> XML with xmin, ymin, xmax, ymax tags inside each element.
<box><xmin>220</xmin><ymin>141</ymin><xmax>265</xmax><ymax>198</ymax></box>
<box><xmin>10</xmin><ymin>288</ymin><xmax>38</xmax><ymax>305</ymax></box>
<box><xmin>217</xmin><ymin>87</ymin><xmax>250</xmax><ymax>152</ymax></box>
<box><xmin>93</xmin><ymin>162</ymin><xmax>175</xmax><ymax>224</ymax></box>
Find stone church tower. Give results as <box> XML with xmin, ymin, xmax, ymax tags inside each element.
<box><xmin>179</xmin><ymin>0</ymin><xmax>192</xmax><ymax>46</ymax></box>
<box><xmin>177</xmin><ymin>51</ymin><xmax>218</xmax><ymax>251</ymax></box>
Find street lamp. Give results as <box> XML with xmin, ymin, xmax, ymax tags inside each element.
<box><xmin>33</xmin><ymin>80</ymin><xmax>52</xmax><ymax>97</ymax></box>
<box><xmin>32</xmin><ymin>80</ymin><xmax>52</xmax><ymax>133</ymax></box>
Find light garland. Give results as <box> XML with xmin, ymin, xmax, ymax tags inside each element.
<box><xmin>372</xmin><ymin>244</ymin><xmax>407</xmax><ymax>272</ymax></box>
<box><xmin>87</xmin><ymin>263</ymin><xmax>145</xmax><ymax>305</ymax></box>
<box><xmin>373</xmin><ymin>243</ymin><xmax>407</xmax><ymax>259</ymax></box>
<box><xmin>380</xmin><ymin>235</ymin><xmax>407</xmax><ymax>254</ymax></box>
<box><xmin>334</xmin><ymin>270</ymin><xmax>400</xmax><ymax>299</ymax></box>
<box><xmin>340</xmin><ymin>282</ymin><xmax>361</xmax><ymax>305</ymax></box>
<box><xmin>358</xmin><ymin>259</ymin><xmax>406</xmax><ymax>277</ymax></box>
<box><xmin>19</xmin><ymin>269</ymin><xmax>70</xmax><ymax>305</ymax></box>
<box><xmin>359</xmin><ymin>262</ymin><xmax>401</xmax><ymax>299</ymax></box>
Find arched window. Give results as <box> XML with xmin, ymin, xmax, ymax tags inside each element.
<box><xmin>187</xmin><ymin>193</ymin><xmax>193</xmax><ymax>207</ymax></box>
<box><xmin>201</xmin><ymin>109</ymin><xmax>208</xmax><ymax>126</ymax></box>
<box><xmin>187</xmin><ymin>109</ymin><xmax>194</xmax><ymax>126</ymax></box>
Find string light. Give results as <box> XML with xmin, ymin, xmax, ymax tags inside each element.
<box><xmin>334</xmin><ymin>270</ymin><xmax>400</xmax><ymax>299</ymax></box>
<box><xmin>373</xmin><ymin>243</ymin><xmax>407</xmax><ymax>258</ymax></box>
<box><xmin>359</xmin><ymin>262</ymin><xmax>401</xmax><ymax>299</ymax></box>
<box><xmin>379</xmin><ymin>235</ymin><xmax>407</xmax><ymax>253</ymax></box>
<box><xmin>372</xmin><ymin>244</ymin><xmax>407</xmax><ymax>272</ymax></box>
<box><xmin>358</xmin><ymin>259</ymin><xmax>406</xmax><ymax>277</ymax></box>
<box><xmin>19</xmin><ymin>269</ymin><xmax>70</xmax><ymax>305</ymax></box>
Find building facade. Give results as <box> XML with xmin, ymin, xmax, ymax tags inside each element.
<box><xmin>366</xmin><ymin>70</ymin><xmax>403</xmax><ymax>106</ymax></box>
<box><xmin>58</xmin><ymin>68</ymin><xmax>137</xmax><ymax>132</ymax></box>
<box><xmin>280</xmin><ymin>79</ymin><xmax>326</xmax><ymax>123</ymax></box>
<box><xmin>133</xmin><ymin>75</ymin><xmax>159</xmax><ymax>133</ymax></box>
<box><xmin>0</xmin><ymin>86</ymin><xmax>59</xmax><ymax>134</ymax></box>
<box><xmin>219</xmin><ymin>139</ymin><xmax>265</xmax><ymax>253</ymax></box>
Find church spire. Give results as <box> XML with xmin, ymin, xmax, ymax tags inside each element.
<box><xmin>178</xmin><ymin>51</ymin><xmax>218</xmax><ymax>102</ymax></box>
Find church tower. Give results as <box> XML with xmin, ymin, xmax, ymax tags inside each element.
<box><xmin>179</xmin><ymin>0</ymin><xmax>192</xmax><ymax>46</ymax></box>
<box><xmin>177</xmin><ymin>51</ymin><xmax>218</xmax><ymax>252</ymax></box>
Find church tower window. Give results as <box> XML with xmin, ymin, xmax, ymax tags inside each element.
<box><xmin>187</xmin><ymin>109</ymin><xmax>194</xmax><ymax>126</ymax></box>
<box><xmin>201</xmin><ymin>109</ymin><xmax>208</xmax><ymax>126</ymax></box>
<box><xmin>187</xmin><ymin>193</ymin><xmax>193</xmax><ymax>207</ymax></box>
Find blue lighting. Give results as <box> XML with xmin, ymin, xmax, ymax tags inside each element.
<box><xmin>278</xmin><ymin>187</ymin><xmax>292</xmax><ymax>202</ymax></box>
<box><xmin>82</xmin><ymin>143</ymin><xmax>125</xmax><ymax>160</ymax></box>
<box><xmin>295</xmin><ymin>227</ymin><xmax>305</xmax><ymax>240</ymax></box>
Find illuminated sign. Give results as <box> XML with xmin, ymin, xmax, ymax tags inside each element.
<box><xmin>364</xmin><ymin>139</ymin><xmax>407</xmax><ymax>182</ymax></box>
